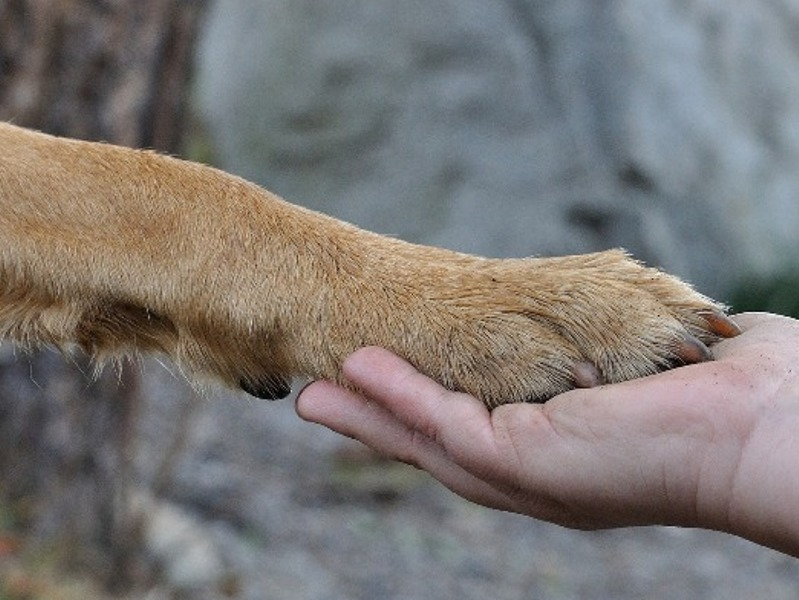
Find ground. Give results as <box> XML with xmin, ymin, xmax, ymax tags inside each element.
<box><xmin>132</xmin><ymin>366</ymin><xmax>799</xmax><ymax>600</ymax></box>
<box><xmin>2</xmin><ymin>360</ymin><xmax>797</xmax><ymax>599</ymax></box>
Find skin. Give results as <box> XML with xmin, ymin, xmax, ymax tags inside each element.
<box><xmin>296</xmin><ymin>312</ymin><xmax>799</xmax><ymax>558</ymax></box>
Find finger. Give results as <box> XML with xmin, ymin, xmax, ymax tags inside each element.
<box><xmin>296</xmin><ymin>379</ymin><xmax>521</xmax><ymax>511</ymax></box>
<box><xmin>341</xmin><ymin>347</ymin><xmax>587</xmax><ymax>510</ymax></box>
<box><xmin>341</xmin><ymin>347</ymin><xmax>503</xmax><ymax>466</ymax></box>
<box><xmin>297</xmin><ymin>380</ymin><xmax>435</xmax><ymax>466</ymax></box>
<box><xmin>726</xmin><ymin>311</ymin><xmax>799</xmax><ymax>337</ymax></box>
<box><xmin>729</xmin><ymin>311</ymin><xmax>784</xmax><ymax>331</ymax></box>
<box><xmin>296</xmin><ymin>380</ymin><xmax>387</xmax><ymax>442</ymax></box>
<box><xmin>712</xmin><ymin>312</ymin><xmax>799</xmax><ymax>363</ymax></box>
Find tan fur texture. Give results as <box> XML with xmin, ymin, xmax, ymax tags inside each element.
<box><xmin>0</xmin><ymin>122</ymin><xmax>731</xmax><ymax>406</ymax></box>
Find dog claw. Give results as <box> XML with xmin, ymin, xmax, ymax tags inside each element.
<box><xmin>675</xmin><ymin>335</ymin><xmax>713</xmax><ymax>364</ymax></box>
<box><xmin>573</xmin><ymin>361</ymin><xmax>604</xmax><ymax>388</ymax></box>
<box><xmin>699</xmin><ymin>310</ymin><xmax>742</xmax><ymax>338</ymax></box>
<box><xmin>240</xmin><ymin>375</ymin><xmax>292</xmax><ymax>400</ymax></box>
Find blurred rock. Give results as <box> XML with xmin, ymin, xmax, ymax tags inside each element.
<box><xmin>195</xmin><ymin>0</ymin><xmax>799</xmax><ymax>299</ymax></box>
<box><xmin>137</xmin><ymin>492</ymin><xmax>226</xmax><ymax>593</ymax></box>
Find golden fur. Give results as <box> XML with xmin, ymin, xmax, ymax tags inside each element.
<box><xmin>0</xmin><ymin>122</ymin><xmax>736</xmax><ymax>406</ymax></box>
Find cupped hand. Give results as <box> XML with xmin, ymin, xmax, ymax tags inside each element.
<box><xmin>296</xmin><ymin>313</ymin><xmax>799</xmax><ymax>557</ymax></box>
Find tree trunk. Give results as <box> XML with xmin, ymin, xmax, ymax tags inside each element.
<box><xmin>0</xmin><ymin>0</ymin><xmax>205</xmax><ymax>149</ymax></box>
<box><xmin>0</xmin><ymin>0</ymin><xmax>207</xmax><ymax>590</ymax></box>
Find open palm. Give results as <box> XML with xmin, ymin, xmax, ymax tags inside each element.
<box><xmin>297</xmin><ymin>313</ymin><xmax>799</xmax><ymax>557</ymax></box>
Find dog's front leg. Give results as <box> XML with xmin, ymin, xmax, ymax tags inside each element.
<box><xmin>0</xmin><ymin>123</ymin><xmax>738</xmax><ymax>407</ymax></box>
<box><xmin>0</xmin><ymin>122</ymin><xmax>336</xmax><ymax>397</ymax></box>
<box><xmin>0</xmin><ymin>122</ymin><xmax>447</xmax><ymax>400</ymax></box>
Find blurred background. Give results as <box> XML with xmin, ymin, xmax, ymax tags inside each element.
<box><xmin>1</xmin><ymin>0</ymin><xmax>798</xmax><ymax>598</ymax></box>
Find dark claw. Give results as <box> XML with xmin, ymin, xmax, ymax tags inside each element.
<box><xmin>675</xmin><ymin>335</ymin><xmax>713</xmax><ymax>364</ymax></box>
<box><xmin>573</xmin><ymin>361</ymin><xmax>604</xmax><ymax>388</ymax></box>
<box><xmin>240</xmin><ymin>375</ymin><xmax>292</xmax><ymax>400</ymax></box>
<box><xmin>699</xmin><ymin>310</ymin><xmax>742</xmax><ymax>338</ymax></box>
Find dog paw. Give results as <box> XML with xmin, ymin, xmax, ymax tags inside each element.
<box><xmin>341</xmin><ymin>249</ymin><xmax>739</xmax><ymax>407</ymax></box>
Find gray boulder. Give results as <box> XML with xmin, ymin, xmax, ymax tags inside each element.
<box><xmin>195</xmin><ymin>0</ymin><xmax>799</xmax><ymax>298</ymax></box>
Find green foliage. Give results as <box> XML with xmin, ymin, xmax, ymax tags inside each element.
<box><xmin>730</xmin><ymin>270</ymin><xmax>799</xmax><ymax>318</ymax></box>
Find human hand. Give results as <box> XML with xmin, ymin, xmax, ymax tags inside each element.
<box><xmin>296</xmin><ymin>313</ymin><xmax>799</xmax><ymax>557</ymax></box>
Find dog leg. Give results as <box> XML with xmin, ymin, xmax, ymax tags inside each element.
<box><xmin>0</xmin><ymin>123</ymin><xmax>738</xmax><ymax>406</ymax></box>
